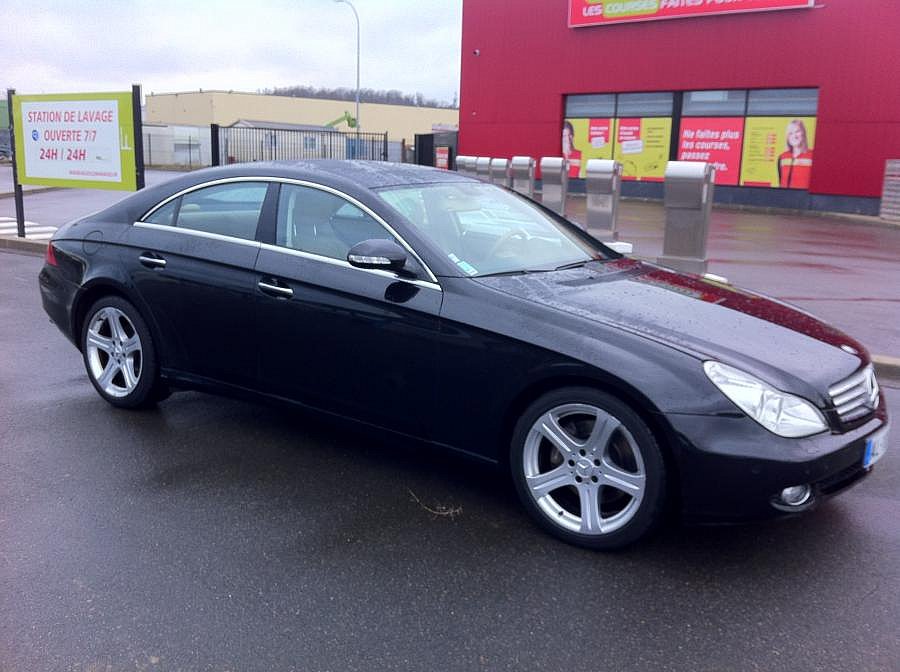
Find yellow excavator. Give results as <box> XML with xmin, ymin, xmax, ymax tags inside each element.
<box><xmin>325</xmin><ymin>111</ymin><xmax>357</xmax><ymax>129</ymax></box>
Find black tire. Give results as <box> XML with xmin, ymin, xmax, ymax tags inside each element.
<box><xmin>80</xmin><ymin>295</ymin><xmax>159</xmax><ymax>409</ymax></box>
<box><xmin>510</xmin><ymin>387</ymin><xmax>666</xmax><ymax>550</ymax></box>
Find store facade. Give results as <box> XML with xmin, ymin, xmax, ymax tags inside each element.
<box><xmin>459</xmin><ymin>0</ymin><xmax>900</xmax><ymax>214</ymax></box>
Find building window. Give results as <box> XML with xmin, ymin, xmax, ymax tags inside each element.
<box><xmin>564</xmin><ymin>94</ymin><xmax>615</xmax><ymax>118</ymax></box>
<box><xmin>616</xmin><ymin>92</ymin><xmax>674</xmax><ymax>118</ymax></box>
<box><xmin>682</xmin><ymin>90</ymin><xmax>747</xmax><ymax>117</ymax></box>
<box><xmin>747</xmin><ymin>88</ymin><xmax>819</xmax><ymax>116</ymax></box>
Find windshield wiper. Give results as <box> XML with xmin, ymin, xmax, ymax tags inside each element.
<box><xmin>553</xmin><ymin>260</ymin><xmax>591</xmax><ymax>271</ymax></box>
<box><xmin>477</xmin><ymin>260</ymin><xmax>595</xmax><ymax>278</ymax></box>
<box><xmin>476</xmin><ymin>268</ymin><xmax>552</xmax><ymax>278</ymax></box>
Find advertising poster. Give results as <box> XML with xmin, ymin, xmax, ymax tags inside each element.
<box><xmin>740</xmin><ymin>116</ymin><xmax>816</xmax><ymax>189</ymax></box>
<box><xmin>12</xmin><ymin>91</ymin><xmax>138</xmax><ymax>190</ymax></box>
<box><xmin>563</xmin><ymin>117</ymin><xmax>613</xmax><ymax>178</ymax></box>
<box><xmin>678</xmin><ymin>117</ymin><xmax>745</xmax><ymax>186</ymax></box>
<box><xmin>569</xmin><ymin>0</ymin><xmax>815</xmax><ymax>28</ymax></box>
<box><xmin>435</xmin><ymin>146</ymin><xmax>450</xmax><ymax>170</ymax></box>
<box><xmin>613</xmin><ymin>117</ymin><xmax>672</xmax><ymax>181</ymax></box>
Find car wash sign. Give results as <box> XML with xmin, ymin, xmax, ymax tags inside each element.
<box><xmin>569</xmin><ymin>0</ymin><xmax>815</xmax><ymax>27</ymax></box>
<box><xmin>12</xmin><ymin>91</ymin><xmax>140</xmax><ymax>190</ymax></box>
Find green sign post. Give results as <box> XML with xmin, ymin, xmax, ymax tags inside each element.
<box><xmin>6</xmin><ymin>86</ymin><xmax>144</xmax><ymax>238</ymax></box>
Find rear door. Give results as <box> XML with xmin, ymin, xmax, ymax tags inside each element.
<box><xmin>253</xmin><ymin>181</ymin><xmax>442</xmax><ymax>438</ymax></box>
<box><xmin>120</xmin><ymin>179</ymin><xmax>274</xmax><ymax>387</ymax></box>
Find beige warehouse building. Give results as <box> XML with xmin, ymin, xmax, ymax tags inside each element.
<box><xmin>144</xmin><ymin>90</ymin><xmax>459</xmax><ymax>141</ymax></box>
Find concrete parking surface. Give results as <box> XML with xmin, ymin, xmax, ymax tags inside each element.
<box><xmin>1</xmin><ymin>249</ymin><xmax>898</xmax><ymax>671</ymax></box>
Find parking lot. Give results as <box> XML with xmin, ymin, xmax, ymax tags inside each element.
<box><xmin>1</xmin><ymin>242</ymin><xmax>899</xmax><ymax>670</ymax></box>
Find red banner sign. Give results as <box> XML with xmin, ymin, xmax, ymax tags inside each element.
<box><xmin>678</xmin><ymin>117</ymin><xmax>745</xmax><ymax>186</ymax></box>
<box><xmin>569</xmin><ymin>0</ymin><xmax>814</xmax><ymax>28</ymax></box>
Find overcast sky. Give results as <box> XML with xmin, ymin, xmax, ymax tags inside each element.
<box><xmin>2</xmin><ymin>0</ymin><xmax>463</xmax><ymax>104</ymax></box>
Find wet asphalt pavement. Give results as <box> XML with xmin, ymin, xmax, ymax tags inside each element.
<box><xmin>1</xmin><ymin>249</ymin><xmax>899</xmax><ymax>672</ymax></box>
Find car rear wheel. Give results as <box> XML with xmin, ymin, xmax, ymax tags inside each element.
<box><xmin>81</xmin><ymin>296</ymin><xmax>159</xmax><ymax>409</ymax></box>
<box><xmin>510</xmin><ymin>387</ymin><xmax>666</xmax><ymax>549</ymax></box>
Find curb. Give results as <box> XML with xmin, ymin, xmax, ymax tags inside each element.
<box><xmin>0</xmin><ymin>237</ymin><xmax>47</xmax><ymax>255</ymax></box>
<box><xmin>0</xmin><ymin>186</ymin><xmax>62</xmax><ymax>199</ymax></box>
<box><xmin>560</xmin><ymin>191</ymin><xmax>899</xmax><ymax>229</ymax></box>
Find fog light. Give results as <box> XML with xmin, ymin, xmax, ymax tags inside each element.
<box><xmin>780</xmin><ymin>484</ymin><xmax>812</xmax><ymax>507</ymax></box>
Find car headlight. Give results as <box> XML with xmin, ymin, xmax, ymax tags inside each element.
<box><xmin>703</xmin><ymin>361</ymin><xmax>828</xmax><ymax>438</ymax></box>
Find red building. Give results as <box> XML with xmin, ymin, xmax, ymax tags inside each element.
<box><xmin>459</xmin><ymin>0</ymin><xmax>900</xmax><ymax>214</ymax></box>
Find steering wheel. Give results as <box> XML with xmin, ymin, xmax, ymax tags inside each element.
<box><xmin>488</xmin><ymin>227</ymin><xmax>530</xmax><ymax>258</ymax></box>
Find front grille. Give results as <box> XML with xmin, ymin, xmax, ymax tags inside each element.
<box><xmin>828</xmin><ymin>365</ymin><xmax>880</xmax><ymax>424</ymax></box>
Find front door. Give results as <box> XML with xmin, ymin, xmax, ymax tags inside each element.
<box><xmin>254</xmin><ymin>182</ymin><xmax>442</xmax><ymax>438</ymax></box>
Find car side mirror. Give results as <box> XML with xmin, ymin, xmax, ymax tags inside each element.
<box><xmin>347</xmin><ymin>239</ymin><xmax>408</xmax><ymax>274</ymax></box>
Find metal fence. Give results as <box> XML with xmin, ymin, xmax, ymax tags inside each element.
<box><xmin>213</xmin><ymin>125</ymin><xmax>389</xmax><ymax>165</ymax></box>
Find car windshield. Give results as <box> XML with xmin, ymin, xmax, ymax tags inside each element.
<box><xmin>377</xmin><ymin>182</ymin><xmax>612</xmax><ymax>277</ymax></box>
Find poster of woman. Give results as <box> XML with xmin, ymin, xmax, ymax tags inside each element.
<box><xmin>740</xmin><ymin>116</ymin><xmax>817</xmax><ymax>189</ymax></box>
<box><xmin>778</xmin><ymin>119</ymin><xmax>814</xmax><ymax>189</ymax></box>
<box><xmin>562</xmin><ymin>121</ymin><xmax>582</xmax><ymax>178</ymax></box>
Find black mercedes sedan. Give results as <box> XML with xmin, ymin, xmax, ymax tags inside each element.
<box><xmin>39</xmin><ymin>161</ymin><xmax>889</xmax><ymax>549</ymax></box>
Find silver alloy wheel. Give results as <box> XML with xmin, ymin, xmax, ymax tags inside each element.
<box><xmin>523</xmin><ymin>403</ymin><xmax>646</xmax><ymax>535</ymax></box>
<box><xmin>85</xmin><ymin>307</ymin><xmax>143</xmax><ymax>398</ymax></box>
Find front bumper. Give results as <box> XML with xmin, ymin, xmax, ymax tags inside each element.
<box><xmin>667</xmin><ymin>400</ymin><xmax>889</xmax><ymax>524</ymax></box>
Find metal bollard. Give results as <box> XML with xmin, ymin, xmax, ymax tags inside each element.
<box><xmin>455</xmin><ymin>155</ymin><xmax>475</xmax><ymax>176</ymax></box>
<box><xmin>585</xmin><ymin>159</ymin><xmax>622</xmax><ymax>238</ymax></box>
<box><xmin>490</xmin><ymin>158</ymin><xmax>511</xmax><ymax>188</ymax></box>
<box><xmin>539</xmin><ymin>157</ymin><xmax>569</xmax><ymax>216</ymax></box>
<box><xmin>510</xmin><ymin>156</ymin><xmax>535</xmax><ymax>198</ymax></box>
<box><xmin>658</xmin><ymin>161</ymin><xmax>715</xmax><ymax>275</ymax></box>
<box><xmin>475</xmin><ymin>157</ymin><xmax>492</xmax><ymax>182</ymax></box>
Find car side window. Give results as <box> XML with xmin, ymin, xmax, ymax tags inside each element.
<box><xmin>144</xmin><ymin>199</ymin><xmax>178</xmax><ymax>227</ymax></box>
<box><xmin>276</xmin><ymin>184</ymin><xmax>398</xmax><ymax>260</ymax></box>
<box><xmin>171</xmin><ymin>182</ymin><xmax>268</xmax><ymax>241</ymax></box>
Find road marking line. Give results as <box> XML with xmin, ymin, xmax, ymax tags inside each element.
<box><xmin>0</xmin><ymin>223</ymin><xmax>56</xmax><ymax>230</ymax></box>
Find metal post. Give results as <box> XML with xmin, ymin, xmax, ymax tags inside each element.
<box><xmin>490</xmin><ymin>158</ymin><xmax>511</xmax><ymax>188</ymax></box>
<box><xmin>510</xmin><ymin>156</ymin><xmax>535</xmax><ymax>198</ymax></box>
<box><xmin>584</xmin><ymin>159</ymin><xmax>622</xmax><ymax>237</ymax></box>
<box><xmin>539</xmin><ymin>157</ymin><xmax>569</xmax><ymax>216</ymax></box>
<box><xmin>131</xmin><ymin>84</ymin><xmax>145</xmax><ymax>189</ymax></box>
<box><xmin>210</xmin><ymin>124</ymin><xmax>220</xmax><ymax>166</ymax></box>
<box><xmin>6</xmin><ymin>89</ymin><xmax>26</xmax><ymax>238</ymax></box>
<box><xmin>334</xmin><ymin>0</ymin><xmax>360</xmax><ymax>131</ymax></box>
<box><xmin>383</xmin><ymin>132</ymin><xmax>388</xmax><ymax>161</ymax></box>
<box><xmin>658</xmin><ymin>161</ymin><xmax>715</xmax><ymax>275</ymax></box>
<box><xmin>475</xmin><ymin>157</ymin><xmax>492</xmax><ymax>182</ymax></box>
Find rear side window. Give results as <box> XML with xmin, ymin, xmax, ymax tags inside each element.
<box><xmin>144</xmin><ymin>182</ymin><xmax>268</xmax><ymax>241</ymax></box>
<box><xmin>144</xmin><ymin>199</ymin><xmax>178</xmax><ymax>227</ymax></box>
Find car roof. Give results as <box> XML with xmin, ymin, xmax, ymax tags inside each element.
<box><xmin>260</xmin><ymin>160</ymin><xmax>475</xmax><ymax>189</ymax></box>
<box><xmin>95</xmin><ymin>160</ymin><xmax>477</xmax><ymax>225</ymax></box>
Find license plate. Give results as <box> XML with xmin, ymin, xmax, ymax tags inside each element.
<box><xmin>863</xmin><ymin>425</ymin><xmax>890</xmax><ymax>469</ymax></box>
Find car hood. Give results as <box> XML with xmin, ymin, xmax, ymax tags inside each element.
<box><xmin>474</xmin><ymin>258</ymin><xmax>866</xmax><ymax>396</ymax></box>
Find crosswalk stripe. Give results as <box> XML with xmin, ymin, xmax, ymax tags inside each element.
<box><xmin>0</xmin><ymin>225</ymin><xmax>57</xmax><ymax>233</ymax></box>
<box><xmin>0</xmin><ymin>219</ymin><xmax>50</xmax><ymax>227</ymax></box>
<box><xmin>1</xmin><ymin>214</ymin><xmax>60</xmax><ymax>242</ymax></box>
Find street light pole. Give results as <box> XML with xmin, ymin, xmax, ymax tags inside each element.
<box><xmin>334</xmin><ymin>0</ymin><xmax>360</xmax><ymax>132</ymax></box>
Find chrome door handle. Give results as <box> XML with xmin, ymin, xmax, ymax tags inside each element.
<box><xmin>139</xmin><ymin>254</ymin><xmax>167</xmax><ymax>268</ymax></box>
<box><xmin>258</xmin><ymin>280</ymin><xmax>293</xmax><ymax>298</ymax></box>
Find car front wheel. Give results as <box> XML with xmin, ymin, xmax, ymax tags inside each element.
<box><xmin>81</xmin><ymin>296</ymin><xmax>159</xmax><ymax>409</ymax></box>
<box><xmin>510</xmin><ymin>387</ymin><xmax>667</xmax><ymax>550</ymax></box>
